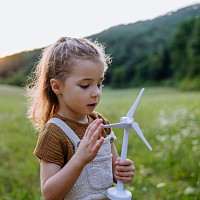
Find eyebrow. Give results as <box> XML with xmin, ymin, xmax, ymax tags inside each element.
<box><xmin>81</xmin><ymin>77</ymin><xmax>105</xmax><ymax>81</ymax></box>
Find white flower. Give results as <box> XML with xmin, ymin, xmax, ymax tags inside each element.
<box><xmin>184</xmin><ymin>186</ymin><xmax>195</xmax><ymax>195</ymax></box>
<box><xmin>156</xmin><ymin>182</ymin><xmax>166</xmax><ymax>188</ymax></box>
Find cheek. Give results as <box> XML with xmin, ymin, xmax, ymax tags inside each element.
<box><xmin>100</xmin><ymin>87</ymin><xmax>103</xmax><ymax>94</ymax></box>
<box><xmin>68</xmin><ymin>89</ymin><xmax>86</xmax><ymax>101</ymax></box>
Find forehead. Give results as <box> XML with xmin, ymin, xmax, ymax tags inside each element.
<box><xmin>71</xmin><ymin>60</ymin><xmax>105</xmax><ymax>79</ymax></box>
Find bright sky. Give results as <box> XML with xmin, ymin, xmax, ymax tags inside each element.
<box><xmin>0</xmin><ymin>0</ymin><xmax>199</xmax><ymax>58</ymax></box>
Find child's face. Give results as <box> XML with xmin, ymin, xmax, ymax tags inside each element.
<box><xmin>58</xmin><ymin>60</ymin><xmax>105</xmax><ymax>122</ymax></box>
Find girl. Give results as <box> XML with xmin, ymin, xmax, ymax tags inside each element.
<box><xmin>26</xmin><ymin>37</ymin><xmax>135</xmax><ymax>200</ymax></box>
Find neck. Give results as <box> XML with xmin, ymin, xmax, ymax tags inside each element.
<box><xmin>57</xmin><ymin>111</ymin><xmax>89</xmax><ymax>124</ymax></box>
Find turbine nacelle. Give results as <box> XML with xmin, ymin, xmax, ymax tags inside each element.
<box><xmin>103</xmin><ymin>117</ymin><xmax>134</xmax><ymax>129</ymax></box>
<box><xmin>120</xmin><ymin>117</ymin><xmax>134</xmax><ymax>129</ymax></box>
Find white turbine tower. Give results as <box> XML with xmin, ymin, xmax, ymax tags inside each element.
<box><xmin>104</xmin><ymin>88</ymin><xmax>152</xmax><ymax>200</ymax></box>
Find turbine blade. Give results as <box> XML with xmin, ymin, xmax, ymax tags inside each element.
<box><xmin>103</xmin><ymin>122</ymin><xmax>127</xmax><ymax>128</ymax></box>
<box><xmin>132</xmin><ymin>122</ymin><xmax>152</xmax><ymax>151</ymax></box>
<box><xmin>126</xmin><ymin>88</ymin><xmax>145</xmax><ymax>118</ymax></box>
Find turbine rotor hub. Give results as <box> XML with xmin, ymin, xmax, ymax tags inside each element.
<box><xmin>120</xmin><ymin>117</ymin><xmax>133</xmax><ymax>128</ymax></box>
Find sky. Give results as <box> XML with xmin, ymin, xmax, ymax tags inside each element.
<box><xmin>0</xmin><ymin>0</ymin><xmax>199</xmax><ymax>58</ymax></box>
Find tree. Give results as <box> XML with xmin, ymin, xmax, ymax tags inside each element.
<box><xmin>170</xmin><ymin>18</ymin><xmax>195</xmax><ymax>80</ymax></box>
<box><xmin>187</xmin><ymin>17</ymin><xmax>200</xmax><ymax>77</ymax></box>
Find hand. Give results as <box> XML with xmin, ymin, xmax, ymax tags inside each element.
<box><xmin>113</xmin><ymin>158</ymin><xmax>135</xmax><ymax>184</ymax></box>
<box><xmin>76</xmin><ymin>119</ymin><xmax>104</xmax><ymax>165</ymax></box>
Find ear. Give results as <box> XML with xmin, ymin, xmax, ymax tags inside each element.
<box><xmin>50</xmin><ymin>79</ymin><xmax>62</xmax><ymax>95</ymax></box>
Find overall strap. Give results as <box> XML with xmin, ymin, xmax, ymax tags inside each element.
<box><xmin>107</xmin><ymin>131</ymin><xmax>117</xmax><ymax>141</ymax></box>
<box><xmin>47</xmin><ymin>117</ymin><xmax>80</xmax><ymax>149</ymax></box>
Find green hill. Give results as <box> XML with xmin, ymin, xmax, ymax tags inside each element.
<box><xmin>0</xmin><ymin>3</ymin><xmax>200</xmax><ymax>89</ymax></box>
<box><xmin>89</xmin><ymin>4</ymin><xmax>200</xmax><ymax>89</ymax></box>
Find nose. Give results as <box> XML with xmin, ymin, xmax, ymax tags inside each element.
<box><xmin>91</xmin><ymin>86</ymin><xmax>101</xmax><ymax>98</ymax></box>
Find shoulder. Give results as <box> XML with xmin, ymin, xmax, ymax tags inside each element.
<box><xmin>35</xmin><ymin>122</ymin><xmax>69</xmax><ymax>156</ymax></box>
<box><xmin>34</xmin><ymin>122</ymin><xmax>70</xmax><ymax>167</ymax></box>
<box><xmin>40</xmin><ymin>122</ymin><xmax>67</xmax><ymax>142</ymax></box>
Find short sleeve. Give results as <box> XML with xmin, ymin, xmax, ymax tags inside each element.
<box><xmin>34</xmin><ymin>123</ymin><xmax>67</xmax><ymax>167</ymax></box>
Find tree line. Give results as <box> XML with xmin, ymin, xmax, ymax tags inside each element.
<box><xmin>170</xmin><ymin>17</ymin><xmax>200</xmax><ymax>90</ymax></box>
<box><xmin>91</xmin><ymin>16</ymin><xmax>200</xmax><ymax>90</ymax></box>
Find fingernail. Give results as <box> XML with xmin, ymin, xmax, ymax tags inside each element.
<box><xmin>98</xmin><ymin>119</ymin><xmax>103</xmax><ymax>123</ymax></box>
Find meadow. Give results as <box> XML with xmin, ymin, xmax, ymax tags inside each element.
<box><xmin>0</xmin><ymin>85</ymin><xmax>199</xmax><ymax>200</ymax></box>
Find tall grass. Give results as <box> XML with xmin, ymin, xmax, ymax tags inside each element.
<box><xmin>0</xmin><ymin>85</ymin><xmax>40</xmax><ymax>199</ymax></box>
<box><xmin>0</xmin><ymin>85</ymin><xmax>199</xmax><ymax>199</ymax></box>
<box><xmin>98</xmin><ymin>87</ymin><xmax>200</xmax><ymax>200</ymax></box>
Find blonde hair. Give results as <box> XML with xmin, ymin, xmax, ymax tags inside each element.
<box><xmin>26</xmin><ymin>37</ymin><xmax>111</xmax><ymax>131</ymax></box>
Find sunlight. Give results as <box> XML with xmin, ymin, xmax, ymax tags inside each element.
<box><xmin>0</xmin><ymin>0</ymin><xmax>197</xmax><ymax>58</ymax></box>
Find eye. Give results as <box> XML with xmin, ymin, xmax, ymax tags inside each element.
<box><xmin>80</xmin><ymin>85</ymin><xmax>89</xmax><ymax>89</ymax></box>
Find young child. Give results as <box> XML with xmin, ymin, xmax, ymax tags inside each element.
<box><xmin>26</xmin><ymin>37</ymin><xmax>135</xmax><ymax>200</ymax></box>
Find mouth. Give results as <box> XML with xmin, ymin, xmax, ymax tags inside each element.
<box><xmin>87</xmin><ymin>103</ymin><xmax>97</xmax><ymax>108</ymax></box>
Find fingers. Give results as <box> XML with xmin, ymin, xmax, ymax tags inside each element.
<box><xmin>114</xmin><ymin>174</ymin><xmax>133</xmax><ymax>184</ymax></box>
<box><xmin>92</xmin><ymin>136</ymin><xmax>104</xmax><ymax>153</ymax></box>
<box><xmin>85</xmin><ymin>119</ymin><xmax>103</xmax><ymax>138</ymax></box>
<box><xmin>76</xmin><ymin>119</ymin><xmax>105</xmax><ymax>165</ymax></box>
<box><xmin>115</xmin><ymin>159</ymin><xmax>134</xmax><ymax>167</ymax></box>
<box><xmin>86</xmin><ymin>119</ymin><xmax>103</xmax><ymax>143</ymax></box>
<box><xmin>89</xmin><ymin>121</ymin><xmax>105</xmax><ymax>154</ymax></box>
<box><xmin>114</xmin><ymin>158</ymin><xmax>135</xmax><ymax>184</ymax></box>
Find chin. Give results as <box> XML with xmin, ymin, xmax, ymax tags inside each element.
<box><xmin>86</xmin><ymin>109</ymin><xmax>95</xmax><ymax>115</ymax></box>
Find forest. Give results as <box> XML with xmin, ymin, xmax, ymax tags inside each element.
<box><xmin>0</xmin><ymin>3</ymin><xmax>200</xmax><ymax>90</ymax></box>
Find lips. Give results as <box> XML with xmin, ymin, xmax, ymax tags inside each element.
<box><xmin>87</xmin><ymin>103</ymin><xmax>97</xmax><ymax>108</ymax></box>
<box><xmin>88</xmin><ymin>103</ymin><xmax>97</xmax><ymax>107</ymax></box>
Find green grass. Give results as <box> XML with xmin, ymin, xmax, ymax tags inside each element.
<box><xmin>0</xmin><ymin>85</ymin><xmax>40</xmax><ymax>199</ymax></box>
<box><xmin>0</xmin><ymin>85</ymin><xmax>199</xmax><ymax>199</ymax></box>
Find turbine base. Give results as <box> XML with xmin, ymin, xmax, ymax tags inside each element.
<box><xmin>107</xmin><ymin>187</ymin><xmax>132</xmax><ymax>200</ymax></box>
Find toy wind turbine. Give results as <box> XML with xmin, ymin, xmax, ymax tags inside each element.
<box><xmin>104</xmin><ymin>88</ymin><xmax>152</xmax><ymax>200</ymax></box>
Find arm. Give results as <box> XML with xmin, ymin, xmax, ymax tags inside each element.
<box><xmin>40</xmin><ymin>154</ymin><xmax>85</xmax><ymax>200</ymax></box>
<box><xmin>40</xmin><ymin>119</ymin><xmax>105</xmax><ymax>200</ymax></box>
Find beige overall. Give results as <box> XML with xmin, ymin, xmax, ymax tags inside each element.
<box><xmin>48</xmin><ymin>118</ymin><xmax>116</xmax><ymax>200</ymax></box>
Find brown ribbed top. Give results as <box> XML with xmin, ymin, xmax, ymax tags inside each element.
<box><xmin>34</xmin><ymin>112</ymin><xmax>111</xmax><ymax>168</ymax></box>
